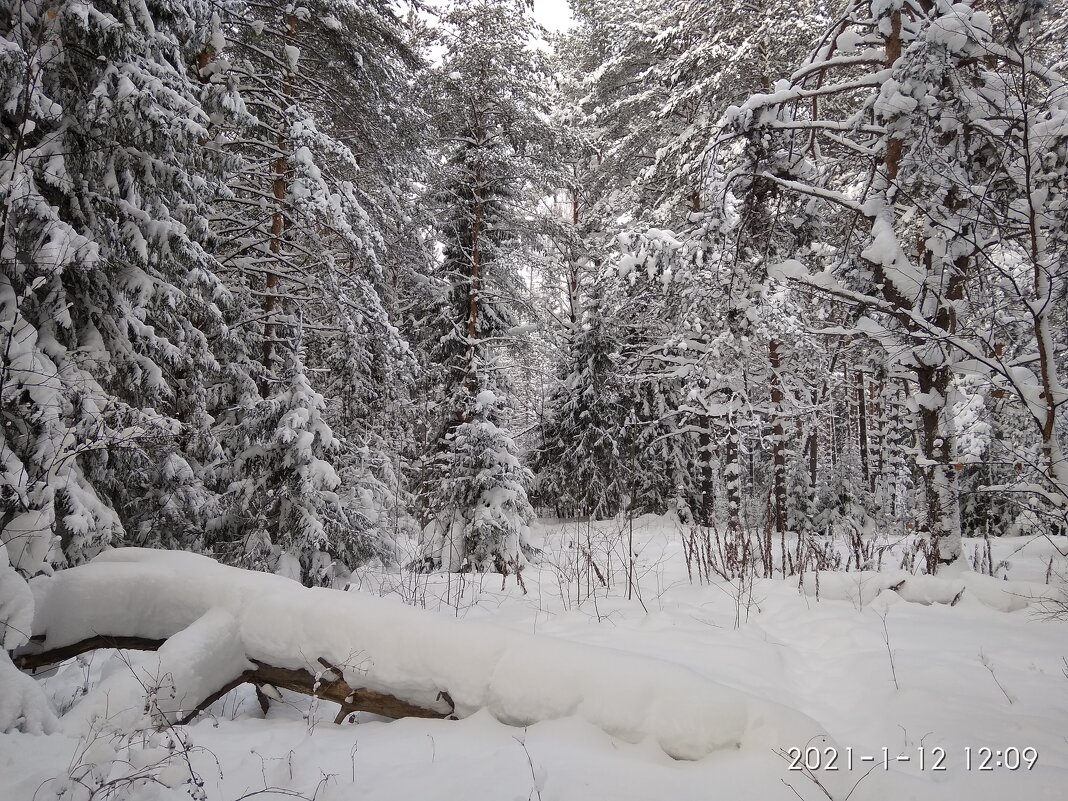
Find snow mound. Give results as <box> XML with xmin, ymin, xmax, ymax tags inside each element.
<box><xmin>800</xmin><ymin>570</ymin><xmax>1041</xmax><ymax>612</ymax></box>
<box><xmin>27</xmin><ymin>549</ymin><xmax>828</xmax><ymax>760</ymax></box>
<box><xmin>0</xmin><ymin>653</ymin><xmax>57</xmax><ymax>734</ymax></box>
<box><xmin>59</xmin><ymin>609</ymin><xmax>253</xmax><ymax>734</ymax></box>
<box><xmin>0</xmin><ymin>541</ymin><xmax>36</xmax><ymax>650</ymax></box>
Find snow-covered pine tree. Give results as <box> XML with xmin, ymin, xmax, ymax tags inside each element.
<box><xmin>208</xmin><ymin>0</ymin><xmax>415</xmax><ymax>576</ymax></box>
<box><xmin>0</xmin><ymin>0</ymin><xmax>250</xmax><ymax>576</ymax></box>
<box><xmin>417</xmin><ymin>0</ymin><xmax>558</xmax><ymax>572</ymax></box>
<box><xmin>600</xmin><ymin>0</ymin><xmax>824</xmax><ymax>223</ymax></box>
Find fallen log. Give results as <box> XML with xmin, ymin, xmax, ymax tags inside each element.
<box><xmin>15</xmin><ymin>632</ymin><xmax>452</xmax><ymax>724</ymax></box>
<box><xmin>23</xmin><ymin>548</ymin><xmax>828</xmax><ymax>760</ymax></box>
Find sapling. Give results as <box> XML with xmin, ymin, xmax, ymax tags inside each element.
<box><xmin>879</xmin><ymin>608</ymin><xmax>900</xmax><ymax>691</ymax></box>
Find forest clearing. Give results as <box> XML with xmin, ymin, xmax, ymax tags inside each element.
<box><xmin>3</xmin><ymin>0</ymin><xmax>1068</xmax><ymax>798</ymax></box>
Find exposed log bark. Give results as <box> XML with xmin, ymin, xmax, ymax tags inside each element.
<box><xmin>176</xmin><ymin>675</ymin><xmax>250</xmax><ymax>726</ymax></box>
<box><xmin>14</xmin><ymin>636</ymin><xmax>167</xmax><ymax>671</ymax></box>
<box><xmin>14</xmin><ymin>635</ymin><xmax>453</xmax><ymax>724</ymax></box>
<box><xmin>244</xmin><ymin>660</ymin><xmax>451</xmax><ymax>722</ymax></box>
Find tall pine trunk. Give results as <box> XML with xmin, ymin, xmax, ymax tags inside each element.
<box><xmin>261</xmin><ymin>13</ymin><xmax>297</xmax><ymax>396</ymax></box>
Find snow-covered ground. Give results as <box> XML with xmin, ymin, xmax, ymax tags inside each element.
<box><xmin>3</xmin><ymin>515</ymin><xmax>1068</xmax><ymax>800</ymax></box>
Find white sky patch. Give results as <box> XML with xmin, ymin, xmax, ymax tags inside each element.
<box><xmin>534</xmin><ymin>0</ymin><xmax>574</xmax><ymax>31</ymax></box>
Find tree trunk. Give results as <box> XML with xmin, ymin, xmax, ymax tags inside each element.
<box><xmin>768</xmin><ymin>339</ymin><xmax>786</xmax><ymax>534</ymax></box>
<box><xmin>724</xmin><ymin>408</ymin><xmax>743</xmax><ymax>533</ymax></box>
<box><xmin>260</xmin><ymin>13</ymin><xmax>297</xmax><ymax>397</ymax></box>
<box><xmin>874</xmin><ymin>7</ymin><xmax>964</xmax><ymax>568</ymax></box>
<box><xmin>856</xmin><ymin>369</ymin><xmax>870</xmax><ymax>492</ymax></box>
<box><xmin>465</xmin><ymin>139</ymin><xmax>484</xmax><ymax>403</ymax></box>
<box><xmin>696</xmin><ymin>425</ymin><xmax>716</xmax><ymax>527</ymax></box>
<box><xmin>915</xmin><ymin>363</ymin><xmax>961</xmax><ymax>570</ymax></box>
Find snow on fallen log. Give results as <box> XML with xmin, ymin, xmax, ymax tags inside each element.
<box><xmin>23</xmin><ymin>548</ymin><xmax>825</xmax><ymax>760</ymax></box>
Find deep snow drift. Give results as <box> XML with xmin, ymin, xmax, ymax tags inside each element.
<box><xmin>3</xmin><ymin>515</ymin><xmax>1068</xmax><ymax>801</ymax></box>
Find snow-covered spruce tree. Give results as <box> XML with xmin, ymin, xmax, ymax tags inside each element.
<box><xmin>603</xmin><ymin>232</ymin><xmax>703</xmax><ymax>523</ymax></box>
<box><xmin>417</xmin><ymin>0</ymin><xmax>557</xmax><ymax>572</ymax></box>
<box><xmin>0</xmin><ymin>0</ymin><xmax>252</xmax><ymax>576</ymax></box>
<box><xmin>535</xmin><ymin>282</ymin><xmax>631</xmax><ymax>519</ymax></box>
<box><xmin>618</xmin><ymin>335</ymin><xmax>702</xmax><ymax>521</ymax></box>
<box><xmin>0</xmin><ymin>0</ymin><xmax>253</xmax><ymax>729</ymax></box>
<box><xmin>533</xmin><ymin>37</ymin><xmax>635</xmax><ymax>520</ymax></box>
<box><xmin>879</xmin><ymin>372</ymin><xmax>918</xmax><ymax>527</ymax></box>
<box><xmin>426</xmin><ymin>391</ymin><xmax>535</xmax><ymax>573</ymax></box>
<box><xmin>553</xmin><ymin>6</ymin><xmax>701</xmax><ymax>522</ymax></box>
<box><xmin>316</xmin><ymin>4</ymin><xmax>432</xmax><ymax>546</ymax></box>
<box><xmin>954</xmin><ymin>375</ymin><xmax>1016</xmax><ymax>538</ymax></box>
<box><xmin>208</xmin><ymin>0</ymin><xmax>415</xmax><ymax>577</ymax></box>
<box><xmin>220</xmin><ymin>345</ymin><xmax>384</xmax><ymax>585</ymax></box>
